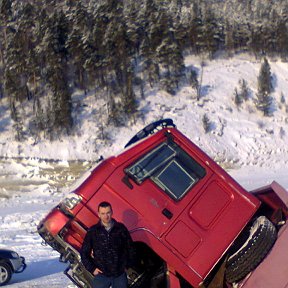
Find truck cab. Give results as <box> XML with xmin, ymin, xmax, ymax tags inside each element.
<box><xmin>37</xmin><ymin>119</ymin><xmax>287</xmax><ymax>288</ymax></box>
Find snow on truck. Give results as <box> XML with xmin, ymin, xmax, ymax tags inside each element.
<box><xmin>37</xmin><ymin>119</ymin><xmax>288</xmax><ymax>288</ymax></box>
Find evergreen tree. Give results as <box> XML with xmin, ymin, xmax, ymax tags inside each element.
<box><xmin>0</xmin><ymin>0</ymin><xmax>12</xmax><ymax>22</ymax></box>
<box><xmin>233</xmin><ymin>23</ymin><xmax>250</xmax><ymax>52</ymax></box>
<box><xmin>239</xmin><ymin>79</ymin><xmax>250</xmax><ymax>101</ymax></box>
<box><xmin>125</xmin><ymin>1</ymin><xmax>145</xmax><ymax>55</ymax></box>
<box><xmin>4</xmin><ymin>27</ymin><xmax>27</xmax><ymax>102</ymax></box>
<box><xmin>202</xmin><ymin>113</ymin><xmax>211</xmax><ymax>133</ymax></box>
<box><xmin>248</xmin><ymin>26</ymin><xmax>263</xmax><ymax>57</ymax></box>
<box><xmin>102</xmin><ymin>0</ymin><xmax>138</xmax><ymax>120</ymax></box>
<box><xmin>276</xmin><ymin>20</ymin><xmax>288</xmax><ymax>60</ymax></box>
<box><xmin>66</xmin><ymin>1</ymin><xmax>90</xmax><ymax>90</ymax></box>
<box><xmin>41</xmin><ymin>11</ymin><xmax>73</xmax><ymax>136</ymax></box>
<box><xmin>188</xmin><ymin>3</ymin><xmax>203</xmax><ymax>54</ymax></box>
<box><xmin>0</xmin><ymin>0</ymin><xmax>12</xmax><ymax>64</ymax></box>
<box><xmin>225</xmin><ymin>21</ymin><xmax>234</xmax><ymax>56</ymax></box>
<box><xmin>279</xmin><ymin>127</ymin><xmax>285</xmax><ymax>139</ymax></box>
<box><xmin>153</xmin><ymin>9</ymin><xmax>185</xmax><ymax>94</ymax></box>
<box><xmin>280</xmin><ymin>92</ymin><xmax>285</xmax><ymax>105</ymax></box>
<box><xmin>201</xmin><ymin>8</ymin><xmax>220</xmax><ymax>58</ymax></box>
<box><xmin>139</xmin><ymin>0</ymin><xmax>160</xmax><ymax>86</ymax></box>
<box><xmin>10</xmin><ymin>99</ymin><xmax>25</xmax><ymax>141</ymax></box>
<box><xmin>140</xmin><ymin>25</ymin><xmax>160</xmax><ymax>88</ymax></box>
<box><xmin>256</xmin><ymin>57</ymin><xmax>273</xmax><ymax>116</ymax></box>
<box><xmin>123</xmin><ymin>69</ymin><xmax>137</xmax><ymax>119</ymax></box>
<box><xmin>189</xmin><ymin>69</ymin><xmax>199</xmax><ymax>94</ymax></box>
<box><xmin>258</xmin><ymin>57</ymin><xmax>273</xmax><ymax>96</ymax></box>
<box><xmin>234</xmin><ymin>88</ymin><xmax>243</xmax><ymax>107</ymax></box>
<box><xmin>16</xmin><ymin>3</ymin><xmax>37</xmax><ymax>100</ymax></box>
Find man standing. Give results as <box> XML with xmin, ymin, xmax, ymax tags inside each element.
<box><xmin>81</xmin><ymin>201</ymin><xmax>135</xmax><ymax>288</ymax></box>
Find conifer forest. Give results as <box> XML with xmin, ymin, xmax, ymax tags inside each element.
<box><xmin>0</xmin><ymin>0</ymin><xmax>288</xmax><ymax>141</ymax></box>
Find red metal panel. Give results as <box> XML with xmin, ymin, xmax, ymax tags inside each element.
<box><xmin>189</xmin><ymin>181</ymin><xmax>232</xmax><ymax>228</ymax></box>
<box><xmin>165</xmin><ymin>221</ymin><xmax>201</xmax><ymax>257</ymax></box>
<box><xmin>43</xmin><ymin>209</ymin><xmax>70</xmax><ymax>236</ymax></box>
<box><xmin>166</xmin><ymin>177</ymin><xmax>260</xmax><ymax>285</ymax></box>
<box><xmin>239</xmin><ymin>222</ymin><xmax>288</xmax><ymax>288</ymax></box>
<box><xmin>251</xmin><ymin>181</ymin><xmax>288</xmax><ymax>216</ymax></box>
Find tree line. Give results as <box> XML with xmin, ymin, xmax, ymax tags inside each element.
<box><xmin>0</xmin><ymin>0</ymin><xmax>287</xmax><ymax>141</ymax></box>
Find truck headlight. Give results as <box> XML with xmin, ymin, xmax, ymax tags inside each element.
<box><xmin>60</xmin><ymin>194</ymin><xmax>82</xmax><ymax>211</ymax></box>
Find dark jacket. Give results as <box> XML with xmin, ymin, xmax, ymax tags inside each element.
<box><xmin>80</xmin><ymin>219</ymin><xmax>135</xmax><ymax>277</ymax></box>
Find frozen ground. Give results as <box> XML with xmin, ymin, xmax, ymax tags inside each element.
<box><xmin>0</xmin><ymin>159</ymin><xmax>93</xmax><ymax>287</ymax></box>
<box><xmin>0</xmin><ymin>159</ymin><xmax>287</xmax><ymax>288</ymax></box>
<box><xmin>0</xmin><ymin>54</ymin><xmax>288</xmax><ymax>287</ymax></box>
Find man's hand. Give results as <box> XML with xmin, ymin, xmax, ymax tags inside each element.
<box><xmin>93</xmin><ymin>268</ymin><xmax>103</xmax><ymax>276</ymax></box>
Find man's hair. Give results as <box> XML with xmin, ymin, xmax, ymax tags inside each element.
<box><xmin>98</xmin><ymin>201</ymin><xmax>112</xmax><ymax>211</ymax></box>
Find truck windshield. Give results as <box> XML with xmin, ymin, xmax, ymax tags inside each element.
<box><xmin>126</xmin><ymin>141</ymin><xmax>206</xmax><ymax>200</ymax></box>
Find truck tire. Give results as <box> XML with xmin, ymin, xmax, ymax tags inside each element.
<box><xmin>225</xmin><ymin>216</ymin><xmax>277</xmax><ymax>283</ymax></box>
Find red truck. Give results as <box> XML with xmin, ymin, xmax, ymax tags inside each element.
<box><xmin>37</xmin><ymin>119</ymin><xmax>288</xmax><ymax>288</ymax></box>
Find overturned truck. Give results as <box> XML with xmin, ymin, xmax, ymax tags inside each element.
<box><xmin>38</xmin><ymin>119</ymin><xmax>288</xmax><ymax>288</ymax></box>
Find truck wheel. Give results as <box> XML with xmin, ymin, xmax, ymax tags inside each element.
<box><xmin>0</xmin><ymin>262</ymin><xmax>12</xmax><ymax>286</ymax></box>
<box><xmin>225</xmin><ymin>216</ymin><xmax>277</xmax><ymax>283</ymax></box>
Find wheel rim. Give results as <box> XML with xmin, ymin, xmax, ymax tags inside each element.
<box><xmin>0</xmin><ymin>266</ymin><xmax>9</xmax><ymax>283</ymax></box>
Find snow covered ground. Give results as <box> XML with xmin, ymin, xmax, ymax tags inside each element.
<box><xmin>0</xmin><ymin>160</ymin><xmax>287</xmax><ymax>288</ymax></box>
<box><xmin>0</xmin><ymin>54</ymin><xmax>288</xmax><ymax>287</ymax></box>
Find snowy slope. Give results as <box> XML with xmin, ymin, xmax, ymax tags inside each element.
<box><xmin>1</xmin><ymin>55</ymin><xmax>287</xmax><ymax>170</ymax></box>
<box><xmin>0</xmin><ymin>54</ymin><xmax>288</xmax><ymax>287</ymax></box>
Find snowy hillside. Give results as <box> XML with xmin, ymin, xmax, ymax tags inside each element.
<box><xmin>1</xmin><ymin>54</ymin><xmax>287</xmax><ymax>170</ymax></box>
<box><xmin>0</xmin><ymin>54</ymin><xmax>288</xmax><ymax>287</ymax></box>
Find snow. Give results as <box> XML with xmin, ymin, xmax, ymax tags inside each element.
<box><xmin>0</xmin><ymin>54</ymin><xmax>288</xmax><ymax>287</ymax></box>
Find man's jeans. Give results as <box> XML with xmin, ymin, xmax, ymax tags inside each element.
<box><xmin>92</xmin><ymin>272</ymin><xmax>128</xmax><ymax>288</ymax></box>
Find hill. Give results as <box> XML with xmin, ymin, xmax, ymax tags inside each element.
<box><xmin>0</xmin><ymin>54</ymin><xmax>287</xmax><ymax>173</ymax></box>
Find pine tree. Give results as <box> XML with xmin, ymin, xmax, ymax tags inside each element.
<box><xmin>225</xmin><ymin>21</ymin><xmax>234</xmax><ymax>56</ymax></box>
<box><xmin>66</xmin><ymin>2</ymin><xmax>90</xmax><ymax>90</ymax></box>
<box><xmin>202</xmin><ymin>113</ymin><xmax>211</xmax><ymax>133</ymax></box>
<box><xmin>10</xmin><ymin>99</ymin><xmax>25</xmax><ymax>141</ymax></box>
<box><xmin>188</xmin><ymin>3</ymin><xmax>203</xmax><ymax>54</ymax></box>
<box><xmin>16</xmin><ymin>3</ymin><xmax>37</xmax><ymax>100</ymax></box>
<box><xmin>280</xmin><ymin>92</ymin><xmax>285</xmax><ymax>105</ymax></box>
<box><xmin>189</xmin><ymin>69</ymin><xmax>199</xmax><ymax>94</ymax></box>
<box><xmin>201</xmin><ymin>8</ymin><xmax>219</xmax><ymax>59</ymax></box>
<box><xmin>125</xmin><ymin>1</ymin><xmax>145</xmax><ymax>55</ymax></box>
<box><xmin>256</xmin><ymin>58</ymin><xmax>273</xmax><ymax>116</ymax></box>
<box><xmin>249</xmin><ymin>26</ymin><xmax>263</xmax><ymax>57</ymax></box>
<box><xmin>140</xmin><ymin>34</ymin><xmax>160</xmax><ymax>88</ymax></box>
<box><xmin>239</xmin><ymin>79</ymin><xmax>250</xmax><ymax>101</ymax></box>
<box><xmin>233</xmin><ymin>22</ymin><xmax>250</xmax><ymax>52</ymax></box>
<box><xmin>4</xmin><ymin>28</ymin><xmax>27</xmax><ymax>102</ymax></box>
<box><xmin>139</xmin><ymin>0</ymin><xmax>161</xmax><ymax>88</ymax></box>
<box><xmin>234</xmin><ymin>88</ymin><xmax>243</xmax><ymax>107</ymax></box>
<box><xmin>153</xmin><ymin>9</ymin><xmax>185</xmax><ymax>94</ymax></box>
<box><xmin>123</xmin><ymin>69</ymin><xmax>137</xmax><ymax>120</ymax></box>
<box><xmin>41</xmin><ymin>11</ymin><xmax>73</xmax><ymax>136</ymax></box>
<box><xmin>276</xmin><ymin>20</ymin><xmax>288</xmax><ymax>60</ymax></box>
<box><xmin>0</xmin><ymin>0</ymin><xmax>12</xmax><ymax>61</ymax></box>
<box><xmin>85</xmin><ymin>2</ymin><xmax>113</xmax><ymax>88</ymax></box>
<box><xmin>279</xmin><ymin>127</ymin><xmax>285</xmax><ymax>139</ymax></box>
<box><xmin>258</xmin><ymin>57</ymin><xmax>273</xmax><ymax>96</ymax></box>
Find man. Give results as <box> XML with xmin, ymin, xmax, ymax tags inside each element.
<box><xmin>80</xmin><ymin>201</ymin><xmax>135</xmax><ymax>288</ymax></box>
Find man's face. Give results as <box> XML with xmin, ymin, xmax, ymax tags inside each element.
<box><xmin>98</xmin><ymin>206</ymin><xmax>113</xmax><ymax>226</ymax></box>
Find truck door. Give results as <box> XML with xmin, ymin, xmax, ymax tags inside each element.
<box><xmin>124</xmin><ymin>137</ymin><xmax>260</xmax><ymax>284</ymax></box>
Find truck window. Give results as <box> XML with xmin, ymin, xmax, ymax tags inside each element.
<box><xmin>126</xmin><ymin>141</ymin><xmax>206</xmax><ymax>200</ymax></box>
